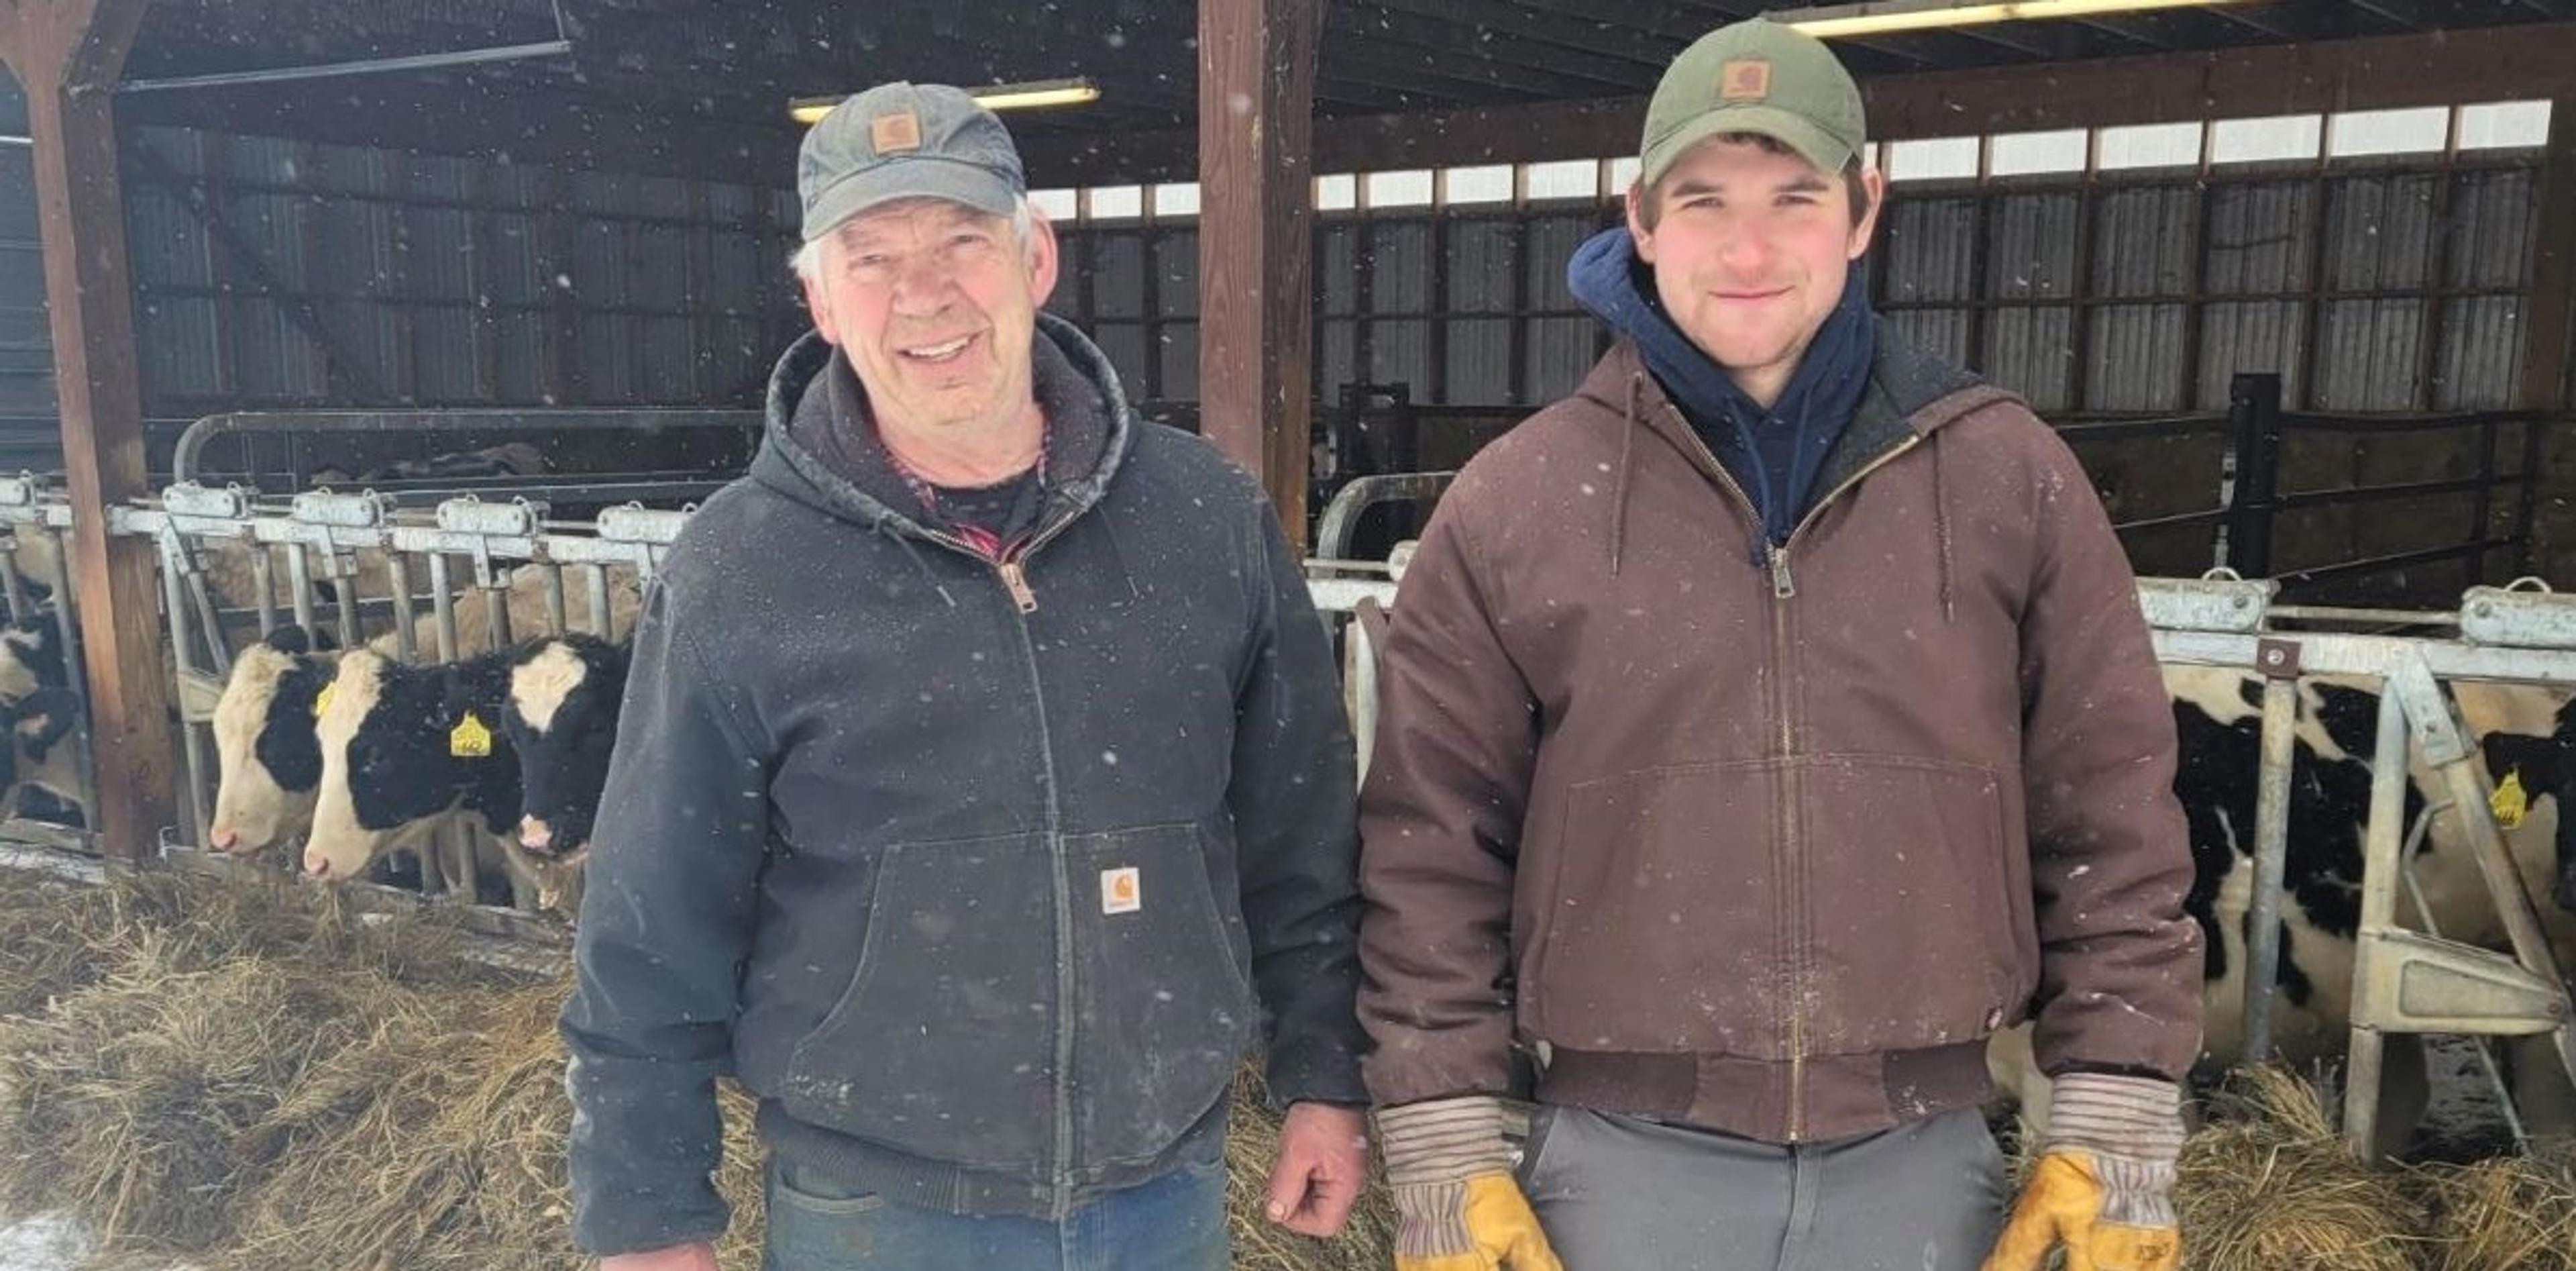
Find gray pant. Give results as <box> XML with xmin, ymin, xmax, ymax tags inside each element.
<box><xmin>1518</xmin><ymin>1105</ymin><xmax>2008</xmax><ymax>1271</ymax></box>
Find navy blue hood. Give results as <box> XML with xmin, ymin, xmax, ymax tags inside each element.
<box><xmin>1568</xmin><ymin>225</ymin><xmax>1874</xmax><ymax>550</ymax></box>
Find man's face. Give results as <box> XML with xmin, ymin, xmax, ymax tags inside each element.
<box><xmin>802</xmin><ymin>198</ymin><xmax>1060</xmax><ymax>435</ymax></box>
<box><xmin>1627</xmin><ymin>136</ymin><xmax>1884</xmax><ymax>398</ymax></box>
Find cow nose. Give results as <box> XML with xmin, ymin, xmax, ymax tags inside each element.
<box><xmin>520</xmin><ymin>817</ymin><xmax>553</xmax><ymax>854</ymax></box>
<box><xmin>303</xmin><ymin>853</ymin><xmax>333</xmax><ymax>880</ymax></box>
<box><xmin>210</xmin><ymin>826</ymin><xmax>239</xmax><ymax>854</ymax></box>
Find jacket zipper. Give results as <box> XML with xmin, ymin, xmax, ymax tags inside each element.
<box><xmin>919</xmin><ymin>517</ymin><xmax>1077</xmax><ymax>615</ymax></box>
<box><xmin>908</xmin><ymin>513</ymin><xmax>1082</xmax><ymax>1210</ymax></box>
<box><xmin>998</xmin><ymin>558</ymin><xmax>1038</xmax><ymax>613</ymax></box>
<box><xmin>1653</xmin><ymin>401</ymin><xmax>1923</xmax><ymax>1141</ymax></box>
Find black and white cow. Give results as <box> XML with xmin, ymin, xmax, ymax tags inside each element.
<box><xmin>305</xmin><ymin>647</ymin><xmax>564</xmax><ymax>912</ymax></box>
<box><xmin>0</xmin><ymin>686</ymin><xmax>85</xmax><ymax>823</ymax></box>
<box><xmin>2481</xmin><ymin>701</ymin><xmax>2576</xmax><ymax>917</ymax></box>
<box><xmin>1993</xmin><ymin>665</ymin><xmax>2576</xmax><ymax>1153</ymax></box>
<box><xmin>204</xmin><ymin>558</ymin><xmax>637</xmax><ymax>860</ymax></box>
<box><xmin>0</xmin><ymin>612</ymin><xmax>69</xmax><ymax>703</ymax></box>
<box><xmin>501</xmin><ymin>633</ymin><xmax>627</xmax><ymax>866</ymax></box>
<box><xmin>207</xmin><ymin>625</ymin><xmax>338</xmax><ymax>857</ymax></box>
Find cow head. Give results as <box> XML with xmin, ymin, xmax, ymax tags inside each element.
<box><xmin>208</xmin><ymin>625</ymin><xmax>337</xmax><ymax>856</ymax></box>
<box><xmin>502</xmin><ymin>634</ymin><xmax>626</xmax><ymax>864</ymax></box>
<box><xmin>2481</xmin><ymin>702</ymin><xmax>2576</xmax><ymax>915</ymax></box>
<box><xmin>305</xmin><ymin>648</ymin><xmax>522</xmax><ymax>882</ymax></box>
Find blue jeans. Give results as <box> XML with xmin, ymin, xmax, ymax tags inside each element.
<box><xmin>761</xmin><ymin>1155</ymin><xmax>1232</xmax><ymax>1271</ymax></box>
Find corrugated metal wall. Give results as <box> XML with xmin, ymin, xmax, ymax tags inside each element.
<box><xmin>1055</xmin><ymin>151</ymin><xmax>2548</xmax><ymax>421</ymax></box>
<box><xmin>1868</xmin><ymin>158</ymin><xmax>2540</xmax><ymax>417</ymax></box>
<box><xmin>108</xmin><ymin>125</ymin><xmax>804</xmax><ymax>472</ymax></box>
<box><xmin>0</xmin><ymin>76</ymin><xmax>55</xmax><ymax>472</ymax></box>
<box><xmin>1056</xmin><ymin>201</ymin><xmax>1620</xmax><ymax>411</ymax></box>
<box><xmin>0</xmin><ymin>109</ymin><xmax>808</xmax><ymax>475</ymax></box>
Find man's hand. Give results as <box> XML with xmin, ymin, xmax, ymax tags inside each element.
<box><xmin>1265</xmin><ymin>1101</ymin><xmax>1372</xmax><ymax>1237</ymax></box>
<box><xmin>600</xmin><ymin>1241</ymin><xmax>719</xmax><ymax>1271</ymax></box>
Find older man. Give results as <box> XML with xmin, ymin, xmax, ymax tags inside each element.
<box><xmin>561</xmin><ymin>82</ymin><xmax>1371</xmax><ymax>1271</ymax></box>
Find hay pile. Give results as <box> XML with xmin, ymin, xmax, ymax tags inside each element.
<box><xmin>15</xmin><ymin>862</ymin><xmax>2569</xmax><ymax>1270</ymax></box>
<box><xmin>2414</xmin><ymin>1141</ymin><xmax>2576</xmax><ymax>1271</ymax></box>
<box><xmin>0</xmin><ymin>863</ymin><xmax>1391</xmax><ymax>1270</ymax></box>
<box><xmin>2172</xmin><ymin>1066</ymin><xmax>2427</xmax><ymax>1271</ymax></box>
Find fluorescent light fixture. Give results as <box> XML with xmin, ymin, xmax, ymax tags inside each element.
<box><xmin>1781</xmin><ymin>0</ymin><xmax>2243</xmax><ymax>39</ymax></box>
<box><xmin>790</xmin><ymin>77</ymin><xmax>1100</xmax><ymax>125</ymax></box>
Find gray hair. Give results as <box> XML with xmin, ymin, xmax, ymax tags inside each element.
<box><xmin>791</xmin><ymin>195</ymin><xmax>1040</xmax><ymax>283</ymax></box>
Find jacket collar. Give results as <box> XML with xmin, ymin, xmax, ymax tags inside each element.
<box><xmin>752</xmin><ymin>310</ymin><xmax>1136</xmax><ymax>545</ymax></box>
<box><xmin>1587</xmin><ymin>313</ymin><xmax>2015</xmax><ymax>509</ymax></box>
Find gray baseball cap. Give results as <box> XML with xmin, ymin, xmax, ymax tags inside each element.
<box><xmin>797</xmin><ymin>82</ymin><xmax>1027</xmax><ymax>243</ymax></box>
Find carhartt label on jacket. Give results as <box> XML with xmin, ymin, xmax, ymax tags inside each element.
<box><xmin>1102</xmin><ymin>866</ymin><xmax>1141</xmax><ymax>915</ymax></box>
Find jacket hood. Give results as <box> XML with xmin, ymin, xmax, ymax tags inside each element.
<box><xmin>751</xmin><ymin>310</ymin><xmax>1135</xmax><ymax>542</ymax></box>
<box><xmin>1567</xmin><ymin>225</ymin><xmax>1874</xmax><ymax>550</ymax></box>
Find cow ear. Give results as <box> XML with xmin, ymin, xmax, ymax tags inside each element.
<box><xmin>2484</xmin><ymin>731</ymin><xmax>2564</xmax><ymax>793</ymax></box>
<box><xmin>264</xmin><ymin>625</ymin><xmax>314</xmax><ymax>656</ymax></box>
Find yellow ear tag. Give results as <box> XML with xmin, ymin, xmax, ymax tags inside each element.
<box><xmin>311</xmin><ymin>682</ymin><xmax>335</xmax><ymax>719</ymax></box>
<box><xmin>2492</xmin><ymin>768</ymin><xmax>2530</xmax><ymax>831</ymax></box>
<box><xmin>449</xmin><ymin>711</ymin><xmax>494</xmax><ymax>759</ymax></box>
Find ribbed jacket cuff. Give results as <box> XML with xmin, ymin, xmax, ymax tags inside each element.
<box><xmin>2042</xmin><ymin>1072</ymin><xmax>2185</xmax><ymax>1162</ymax></box>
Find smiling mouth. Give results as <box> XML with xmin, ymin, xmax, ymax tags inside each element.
<box><xmin>900</xmin><ymin>333</ymin><xmax>979</xmax><ymax>364</ymax></box>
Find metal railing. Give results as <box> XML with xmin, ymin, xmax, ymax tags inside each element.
<box><xmin>2063</xmin><ymin>374</ymin><xmax>2554</xmax><ymax>603</ymax></box>
<box><xmin>169</xmin><ymin>407</ymin><xmax>764</xmax><ymax>510</ymax></box>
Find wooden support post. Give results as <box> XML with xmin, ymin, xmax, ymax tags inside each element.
<box><xmin>1198</xmin><ymin>0</ymin><xmax>1321</xmax><ymax>552</ymax></box>
<box><xmin>0</xmin><ymin>0</ymin><xmax>178</xmax><ymax>863</ymax></box>
<box><xmin>2520</xmin><ymin>97</ymin><xmax>2576</xmax><ymax>414</ymax></box>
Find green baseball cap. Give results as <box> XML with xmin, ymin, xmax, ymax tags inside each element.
<box><xmin>1640</xmin><ymin>19</ymin><xmax>1867</xmax><ymax>188</ymax></box>
<box><xmin>797</xmin><ymin>82</ymin><xmax>1027</xmax><ymax>243</ymax></box>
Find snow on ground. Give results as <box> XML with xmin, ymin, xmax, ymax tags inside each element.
<box><xmin>0</xmin><ymin>1214</ymin><xmax>195</xmax><ymax>1271</ymax></box>
<box><xmin>0</xmin><ymin>1215</ymin><xmax>90</xmax><ymax>1271</ymax></box>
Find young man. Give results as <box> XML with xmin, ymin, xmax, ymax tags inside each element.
<box><xmin>1356</xmin><ymin>20</ymin><xmax>2202</xmax><ymax>1271</ymax></box>
<box><xmin>561</xmin><ymin>82</ymin><xmax>1371</xmax><ymax>1271</ymax></box>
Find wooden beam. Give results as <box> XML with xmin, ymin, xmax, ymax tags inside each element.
<box><xmin>0</xmin><ymin>0</ymin><xmax>179</xmax><ymax>865</ymax></box>
<box><xmin>1199</xmin><ymin>0</ymin><xmax>1320</xmax><ymax>550</ymax></box>
<box><xmin>2519</xmin><ymin>97</ymin><xmax>2576</xmax><ymax>411</ymax></box>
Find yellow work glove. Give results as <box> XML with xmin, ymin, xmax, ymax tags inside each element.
<box><xmin>1983</xmin><ymin>1072</ymin><xmax>2184</xmax><ymax>1271</ymax></box>
<box><xmin>1373</xmin><ymin>1095</ymin><xmax>1564</xmax><ymax>1271</ymax></box>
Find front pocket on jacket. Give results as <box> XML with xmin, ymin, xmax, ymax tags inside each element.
<box><xmin>781</xmin><ymin>831</ymin><xmax>1056</xmax><ymax>1169</ymax></box>
<box><xmin>1801</xmin><ymin>756</ymin><xmax>2017</xmax><ymax>1054</ymax></box>
<box><xmin>1067</xmin><ymin>823</ymin><xmax>1258</xmax><ymax>1166</ymax></box>
<box><xmin>1532</xmin><ymin>762</ymin><xmax>1782</xmax><ymax>1056</ymax></box>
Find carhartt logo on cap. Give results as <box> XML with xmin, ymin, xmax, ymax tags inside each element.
<box><xmin>871</xmin><ymin>111</ymin><xmax>924</xmax><ymax>154</ymax></box>
<box><xmin>1721</xmin><ymin>58</ymin><xmax>1772</xmax><ymax>101</ymax></box>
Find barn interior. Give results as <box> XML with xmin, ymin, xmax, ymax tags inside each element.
<box><xmin>1</xmin><ymin>1</ymin><xmax>2575</xmax><ymax>1266</ymax></box>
